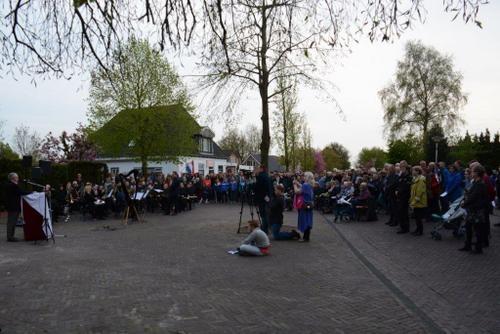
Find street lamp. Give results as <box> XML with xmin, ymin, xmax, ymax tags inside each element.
<box><xmin>432</xmin><ymin>136</ymin><xmax>443</xmax><ymax>163</ymax></box>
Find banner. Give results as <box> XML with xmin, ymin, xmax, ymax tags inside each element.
<box><xmin>21</xmin><ymin>192</ymin><xmax>54</xmax><ymax>241</ymax></box>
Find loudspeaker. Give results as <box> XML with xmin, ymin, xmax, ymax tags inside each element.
<box><xmin>31</xmin><ymin>167</ymin><xmax>42</xmax><ymax>180</ymax></box>
<box><xmin>39</xmin><ymin>160</ymin><xmax>52</xmax><ymax>175</ymax></box>
<box><xmin>22</xmin><ymin>155</ymin><xmax>33</xmax><ymax>168</ymax></box>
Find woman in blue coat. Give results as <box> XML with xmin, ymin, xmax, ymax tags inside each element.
<box><xmin>294</xmin><ymin>171</ymin><xmax>314</xmax><ymax>242</ymax></box>
<box><xmin>442</xmin><ymin>165</ymin><xmax>464</xmax><ymax>203</ymax></box>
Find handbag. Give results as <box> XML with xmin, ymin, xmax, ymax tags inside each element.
<box><xmin>293</xmin><ymin>194</ymin><xmax>304</xmax><ymax>210</ymax></box>
<box><xmin>303</xmin><ymin>201</ymin><xmax>313</xmax><ymax>211</ymax></box>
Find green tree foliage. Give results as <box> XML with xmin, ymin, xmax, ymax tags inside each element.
<box><xmin>380</xmin><ymin>40</ymin><xmax>467</xmax><ymax>141</ymax></box>
<box><xmin>449</xmin><ymin>129</ymin><xmax>500</xmax><ymax>168</ymax></box>
<box><xmin>91</xmin><ymin>105</ymin><xmax>198</xmax><ymax>175</ymax></box>
<box><xmin>448</xmin><ymin>131</ymin><xmax>476</xmax><ymax>164</ymax></box>
<box><xmin>357</xmin><ymin>147</ymin><xmax>388</xmax><ymax>169</ymax></box>
<box><xmin>87</xmin><ymin>38</ymin><xmax>192</xmax><ymax>129</ymax></box>
<box><xmin>218</xmin><ymin>129</ymin><xmax>247</xmax><ymax>162</ymax></box>
<box><xmin>387</xmin><ymin>134</ymin><xmax>423</xmax><ymax>165</ymax></box>
<box><xmin>0</xmin><ymin>142</ymin><xmax>19</xmax><ymax>159</ymax></box>
<box><xmin>322</xmin><ymin>142</ymin><xmax>350</xmax><ymax>170</ymax></box>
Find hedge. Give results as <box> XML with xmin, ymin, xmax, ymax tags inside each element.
<box><xmin>0</xmin><ymin>159</ymin><xmax>108</xmax><ymax>211</ymax></box>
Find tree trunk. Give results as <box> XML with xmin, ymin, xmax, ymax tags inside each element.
<box><xmin>281</xmin><ymin>93</ymin><xmax>289</xmax><ymax>171</ymax></box>
<box><xmin>141</xmin><ymin>156</ymin><xmax>148</xmax><ymax>177</ymax></box>
<box><xmin>260</xmin><ymin>84</ymin><xmax>270</xmax><ymax>169</ymax></box>
<box><xmin>258</xmin><ymin>2</ymin><xmax>270</xmax><ymax>168</ymax></box>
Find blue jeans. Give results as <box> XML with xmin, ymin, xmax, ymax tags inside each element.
<box><xmin>271</xmin><ymin>224</ymin><xmax>294</xmax><ymax>240</ymax></box>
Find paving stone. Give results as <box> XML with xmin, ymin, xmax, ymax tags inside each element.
<box><xmin>2</xmin><ymin>205</ymin><xmax>496</xmax><ymax>333</ymax></box>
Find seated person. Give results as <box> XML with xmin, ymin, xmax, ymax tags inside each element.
<box><xmin>82</xmin><ymin>183</ymin><xmax>96</xmax><ymax>218</ymax></box>
<box><xmin>270</xmin><ymin>184</ymin><xmax>300</xmax><ymax>240</ymax></box>
<box><xmin>237</xmin><ymin>220</ymin><xmax>271</xmax><ymax>256</ymax></box>
<box><xmin>352</xmin><ymin>182</ymin><xmax>372</xmax><ymax>206</ymax></box>
<box><xmin>335</xmin><ymin>181</ymin><xmax>355</xmax><ymax>219</ymax></box>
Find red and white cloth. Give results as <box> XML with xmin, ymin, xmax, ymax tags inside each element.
<box><xmin>21</xmin><ymin>192</ymin><xmax>54</xmax><ymax>241</ymax></box>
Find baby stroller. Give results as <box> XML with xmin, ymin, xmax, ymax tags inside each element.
<box><xmin>334</xmin><ymin>196</ymin><xmax>353</xmax><ymax>222</ymax></box>
<box><xmin>430</xmin><ymin>196</ymin><xmax>466</xmax><ymax>240</ymax></box>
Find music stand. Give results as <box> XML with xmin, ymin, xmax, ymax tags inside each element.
<box><xmin>118</xmin><ymin>170</ymin><xmax>143</xmax><ymax>225</ymax></box>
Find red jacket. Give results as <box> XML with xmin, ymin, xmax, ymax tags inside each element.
<box><xmin>483</xmin><ymin>175</ymin><xmax>496</xmax><ymax>202</ymax></box>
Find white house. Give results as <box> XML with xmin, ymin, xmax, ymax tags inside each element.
<box><xmin>98</xmin><ymin>122</ymin><xmax>236</xmax><ymax>176</ymax></box>
<box><xmin>240</xmin><ymin>153</ymin><xmax>286</xmax><ymax>172</ymax></box>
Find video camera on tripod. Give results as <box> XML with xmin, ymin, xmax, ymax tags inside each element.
<box><xmin>236</xmin><ymin>171</ymin><xmax>260</xmax><ymax>234</ymax></box>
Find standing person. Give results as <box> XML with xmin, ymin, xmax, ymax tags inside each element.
<box><xmin>170</xmin><ymin>172</ymin><xmax>181</xmax><ymax>214</ymax></box>
<box><xmin>254</xmin><ymin>165</ymin><xmax>272</xmax><ymax>234</ymax></box>
<box><xmin>495</xmin><ymin>166</ymin><xmax>500</xmax><ymax>227</ymax></box>
<box><xmin>410</xmin><ymin>166</ymin><xmax>427</xmax><ymax>236</ymax></box>
<box><xmin>294</xmin><ymin>171</ymin><xmax>314</xmax><ymax>242</ymax></box>
<box><xmin>4</xmin><ymin>173</ymin><xmax>31</xmax><ymax>242</ymax></box>
<box><xmin>427</xmin><ymin>162</ymin><xmax>441</xmax><ymax>215</ymax></box>
<box><xmin>459</xmin><ymin>164</ymin><xmax>489</xmax><ymax>254</ymax></box>
<box><xmin>270</xmin><ymin>184</ymin><xmax>299</xmax><ymax>240</ymax></box>
<box><xmin>385</xmin><ymin>164</ymin><xmax>399</xmax><ymax>226</ymax></box>
<box><xmin>396</xmin><ymin>164</ymin><xmax>412</xmax><ymax>234</ymax></box>
<box><xmin>482</xmin><ymin>167</ymin><xmax>496</xmax><ymax>247</ymax></box>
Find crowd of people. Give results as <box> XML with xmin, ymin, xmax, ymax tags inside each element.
<box><xmin>4</xmin><ymin>160</ymin><xmax>499</xmax><ymax>255</ymax></box>
<box><xmin>235</xmin><ymin>160</ymin><xmax>498</xmax><ymax>255</ymax></box>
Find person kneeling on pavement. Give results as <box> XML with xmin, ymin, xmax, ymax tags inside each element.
<box><xmin>237</xmin><ymin>220</ymin><xmax>271</xmax><ymax>256</ymax></box>
<box><xmin>270</xmin><ymin>184</ymin><xmax>300</xmax><ymax>240</ymax></box>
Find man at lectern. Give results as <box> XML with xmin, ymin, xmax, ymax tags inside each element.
<box><xmin>5</xmin><ymin>172</ymin><xmax>31</xmax><ymax>242</ymax></box>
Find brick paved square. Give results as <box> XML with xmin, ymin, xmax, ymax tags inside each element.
<box><xmin>0</xmin><ymin>205</ymin><xmax>498</xmax><ymax>333</ymax></box>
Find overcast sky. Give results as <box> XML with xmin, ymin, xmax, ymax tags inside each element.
<box><xmin>1</xmin><ymin>1</ymin><xmax>499</xmax><ymax>162</ymax></box>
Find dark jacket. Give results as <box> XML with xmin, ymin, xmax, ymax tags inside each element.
<box><xmin>463</xmin><ymin>180</ymin><xmax>489</xmax><ymax>214</ymax></box>
<box><xmin>255</xmin><ymin>171</ymin><xmax>272</xmax><ymax>205</ymax></box>
<box><xmin>396</xmin><ymin>172</ymin><xmax>412</xmax><ymax>203</ymax></box>
<box><xmin>5</xmin><ymin>181</ymin><xmax>31</xmax><ymax>212</ymax></box>
<box><xmin>269</xmin><ymin>194</ymin><xmax>284</xmax><ymax>225</ymax></box>
<box><xmin>385</xmin><ymin>174</ymin><xmax>398</xmax><ymax>200</ymax></box>
<box><xmin>170</xmin><ymin>178</ymin><xmax>181</xmax><ymax>197</ymax></box>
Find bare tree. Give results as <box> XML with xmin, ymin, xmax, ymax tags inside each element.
<box><xmin>12</xmin><ymin>124</ymin><xmax>42</xmax><ymax>159</ymax></box>
<box><xmin>0</xmin><ymin>0</ymin><xmax>487</xmax><ymax>165</ymax></box>
<box><xmin>1</xmin><ymin>0</ymin><xmax>197</xmax><ymax>77</ymax></box>
<box><xmin>196</xmin><ymin>0</ymin><xmax>487</xmax><ymax>167</ymax></box>
<box><xmin>273</xmin><ymin>69</ymin><xmax>300</xmax><ymax>171</ymax></box>
<box><xmin>1</xmin><ymin>1</ymin><xmax>485</xmax><ymax>78</ymax></box>
<box><xmin>243</xmin><ymin>124</ymin><xmax>263</xmax><ymax>156</ymax></box>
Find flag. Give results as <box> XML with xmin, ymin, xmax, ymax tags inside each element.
<box><xmin>21</xmin><ymin>192</ymin><xmax>54</xmax><ymax>241</ymax></box>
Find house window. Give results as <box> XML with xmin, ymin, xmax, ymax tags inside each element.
<box><xmin>199</xmin><ymin>137</ymin><xmax>213</xmax><ymax>154</ymax></box>
<box><xmin>218</xmin><ymin>165</ymin><xmax>223</xmax><ymax>173</ymax></box>
<box><xmin>147</xmin><ymin>167</ymin><xmax>162</xmax><ymax>174</ymax></box>
<box><xmin>110</xmin><ymin>167</ymin><xmax>119</xmax><ymax>175</ymax></box>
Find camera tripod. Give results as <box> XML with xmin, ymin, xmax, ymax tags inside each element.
<box><xmin>237</xmin><ymin>189</ymin><xmax>262</xmax><ymax>234</ymax></box>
